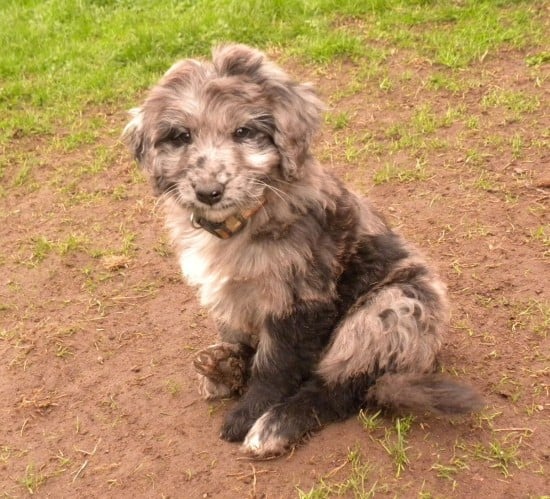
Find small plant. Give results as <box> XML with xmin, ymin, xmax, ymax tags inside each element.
<box><xmin>473</xmin><ymin>439</ymin><xmax>523</xmax><ymax>478</ymax></box>
<box><xmin>19</xmin><ymin>464</ymin><xmax>47</xmax><ymax>495</ymax></box>
<box><xmin>55</xmin><ymin>343</ymin><xmax>74</xmax><ymax>359</ymax></box>
<box><xmin>358</xmin><ymin>409</ymin><xmax>382</xmax><ymax>432</ymax></box>
<box><xmin>31</xmin><ymin>236</ymin><xmax>54</xmax><ymax>264</ymax></box>
<box><xmin>325</xmin><ymin>111</ymin><xmax>351</xmax><ymax>130</ymax></box>
<box><xmin>378</xmin><ymin>416</ymin><xmax>414</xmax><ymax>477</ymax></box>
<box><xmin>373</xmin><ymin>159</ymin><xmax>429</xmax><ymax>185</ymax></box>
<box><xmin>297</xmin><ymin>448</ymin><xmax>379</xmax><ymax>498</ymax></box>
<box><xmin>165</xmin><ymin>379</ymin><xmax>182</xmax><ymax>396</ymax></box>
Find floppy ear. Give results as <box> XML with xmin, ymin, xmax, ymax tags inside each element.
<box><xmin>268</xmin><ymin>81</ymin><xmax>324</xmax><ymax>181</ymax></box>
<box><xmin>122</xmin><ymin>107</ymin><xmax>146</xmax><ymax>163</ymax></box>
<box><xmin>213</xmin><ymin>44</ymin><xmax>325</xmax><ymax>181</ymax></box>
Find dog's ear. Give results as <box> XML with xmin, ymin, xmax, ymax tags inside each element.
<box><xmin>268</xmin><ymin>82</ymin><xmax>324</xmax><ymax>181</ymax></box>
<box><xmin>213</xmin><ymin>44</ymin><xmax>324</xmax><ymax>181</ymax></box>
<box><xmin>212</xmin><ymin>44</ymin><xmax>265</xmax><ymax>79</ymax></box>
<box><xmin>122</xmin><ymin>107</ymin><xmax>146</xmax><ymax>164</ymax></box>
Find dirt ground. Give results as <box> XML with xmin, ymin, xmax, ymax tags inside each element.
<box><xmin>1</xmin><ymin>49</ymin><xmax>548</xmax><ymax>498</ymax></box>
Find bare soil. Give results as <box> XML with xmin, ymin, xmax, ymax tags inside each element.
<box><xmin>1</xmin><ymin>50</ymin><xmax>548</xmax><ymax>498</ymax></box>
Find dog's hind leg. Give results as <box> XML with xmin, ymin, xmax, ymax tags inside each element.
<box><xmin>194</xmin><ymin>342</ymin><xmax>255</xmax><ymax>399</ymax></box>
<box><xmin>241</xmin><ymin>370</ymin><xmax>483</xmax><ymax>458</ymax></box>
<box><xmin>241</xmin><ymin>375</ymin><xmax>367</xmax><ymax>458</ymax></box>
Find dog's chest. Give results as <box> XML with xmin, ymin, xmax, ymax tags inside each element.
<box><xmin>178</xmin><ymin>232</ymin><xmax>293</xmax><ymax>329</ymax></box>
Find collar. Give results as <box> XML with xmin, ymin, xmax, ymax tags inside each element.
<box><xmin>190</xmin><ymin>197</ymin><xmax>267</xmax><ymax>239</ymax></box>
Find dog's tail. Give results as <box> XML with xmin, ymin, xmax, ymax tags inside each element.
<box><xmin>366</xmin><ymin>373</ymin><xmax>484</xmax><ymax>415</ymax></box>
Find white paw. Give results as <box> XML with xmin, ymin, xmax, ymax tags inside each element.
<box><xmin>197</xmin><ymin>374</ymin><xmax>231</xmax><ymax>400</ymax></box>
<box><xmin>240</xmin><ymin>411</ymin><xmax>289</xmax><ymax>458</ymax></box>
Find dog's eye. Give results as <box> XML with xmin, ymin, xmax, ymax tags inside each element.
<box><xmin>167</xmin><ymin>129</ymin><xmax>192</xmax><ymax>147</ymax></box>
<box><xmin>233</xmin><ymin>127</ymin><xmax>257</xmax><ymax>142</ymax></box>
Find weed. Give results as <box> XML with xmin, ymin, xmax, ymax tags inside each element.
<box><xmin>325</xmin><ymin>111</ymin><xmax>352</xmax><ymax>130</ymax></box>
<box><xmin>482</xmin><ymin>89</ymin><xmax>540</xmax><ymax>115</ymax></box>
<box><xmin>428</xmin><ymin>72</ymin><xmax>462</xmax><ymax>92</ymax></box>
<box><xmin>12</xmin><ymin>161</ymin><xmax>34</xmax><ymax>188</ymax></box>
<box><xmin>378</xmin><ymin>416</ymin><xmax>414</xmax><ymax>477</ymax></box>
<box><xmin>473</xmin><ymin>439</ymin><xmax>523</xmax><ymax>478</ymax></box>
<box><xmin>31</xmin><ymin>236</ymin><xmax>54</xmax><ymax>263</ymax></box>
<box><xmin>472</xmin><ymin>172</ymin><xmax>498</xmax><ymax>192</ymax></box>
<box><xmin>412</xmin><ymin>105</ymin><xmax>438</xmax><ymax>134</ymax></box>
<box><xmin>57</xmin><ymin>234</ymin><xmax>87</xmax><ymax>256</ymax></box>
<box><xmin>373</xmin><ymin>159</ymin><xmax>430</xmax><ymax>185</ymax></box>
<box><xmin>297</xmin><ymin>448</ymin><xmax>380</xmax><ymax>498</ymax></box>
<box><xmin>19</xmin><ymin>463</ymin><xmax>47</xmax><ymax>495</ymax></box>
<box><xmin>530</xmin><ymin>226</ymin><xmax>549</xmax><ymax>247</ymax></box>
<box><xmin>55</xmin><ymin>343</ymin><xmax>74</xmax><ymax>359</ymax></box>
<box><xmin>358</xmin><ymin>409</ymin><xmax>382</xmax><ymax>432</ymax></box>
<box><xmin>165</xmin><ymin>380</ymin><xmax>182</xmax><ymax>396</ymax></box>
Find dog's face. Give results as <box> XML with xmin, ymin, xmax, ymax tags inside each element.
<box><xmin>123</xmin><ymin>45</ymin><xmax>324</xmax><ymax>222</ymax></box>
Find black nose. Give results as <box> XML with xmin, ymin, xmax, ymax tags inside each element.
<box><xmin>195</xmin><ymin>182</ymin><xmax>225</xmax><ymax>206</ymax></box>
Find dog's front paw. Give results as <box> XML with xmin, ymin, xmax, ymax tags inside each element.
<box><xmin>193</xmin><ymin>342</ymin><xmax>251</xmax><ymax>395</ymax></box>
<box><xmin>241</xmin><ymin>410</ymin><xmax>290</xmax><ymax>458</ymax></box>
<box><xmin>220</xmin><ymin>405</ymin><xmax>257</xmax><ymax>442</ymax></box>
<box><xmin>197</xmin><ymin>374</ymin><xmax>232</xmax><ymax>400</ymax></box>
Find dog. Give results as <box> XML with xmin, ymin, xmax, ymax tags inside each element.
<box><xmin>123</xmin><ymin>44</ymin><xmax>483</xmax><ymax>458</ymax></box>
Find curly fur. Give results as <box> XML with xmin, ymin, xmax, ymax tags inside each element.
<box><xmin>123</xmin><ymin>44</ymin><xmax>483</xmax><ymax>458</ymax></box>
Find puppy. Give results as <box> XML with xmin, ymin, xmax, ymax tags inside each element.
<box><xmin>123</xmin><ymin>44</ymin><xmax>482</xmax><ymax>458</ymax></box>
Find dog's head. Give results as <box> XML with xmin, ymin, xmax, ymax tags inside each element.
<box><xmin>123</xmin><ymin>44</ymin><xmax>324</xmax><ymax>222</ymax></box>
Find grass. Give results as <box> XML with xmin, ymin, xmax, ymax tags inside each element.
<box><xmin>1</xmin><ymin>0</ymin><xmax>545</xmax><ymax>147</ymax></box>
<box><xmin>297</xmin><ymin>448</ymin><xmax>380</xmax><ymax>498</ymax></box>
<box><xmin>378</xmin><ymin>416</ymin><xmax>415</xmax><ymax>478</ymax></box>
<box><xmin>373</xmin><ymin>159</ymin><xmax>430</xmax><ymax>185</ymax></box>
<box><xmin>19</xmin><ymin>464</ymin><xmax>47</xmax><ymax>495</ymax></box>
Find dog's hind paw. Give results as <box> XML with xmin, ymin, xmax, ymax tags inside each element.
<box><xmin>240</xmin><ymin>410</ymin><xmax>290</xmax><ymax>458</ymax></box>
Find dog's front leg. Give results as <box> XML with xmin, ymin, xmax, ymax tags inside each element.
<box><xmin>220</xmin><ymin>300</ymin><xmax>337</xmax><ymax>442</ymax></box>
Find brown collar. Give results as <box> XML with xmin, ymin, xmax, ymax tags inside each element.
<box><xmin>190</xmin><ymin>198</ymin><xmax>266</xmax><ymax>239</ymax></box>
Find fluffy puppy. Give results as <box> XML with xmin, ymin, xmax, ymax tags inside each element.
<box><xmin>123</xmin><ymin>44</ymin><xmax>482</xmax><ymax>458</ymax></box>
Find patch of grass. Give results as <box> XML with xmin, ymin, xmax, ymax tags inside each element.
<box><xmin>2</xmin><ymin>1</ymin><xmax>545</xmax><ymax>145</ymax></box>
<box><xmin>26</xmin><ymin>233</ymin><xmax>88</xmax><ymax>266</ymax></box>
<box><xmin>31</xmin><ymin>236</ymin><xmax>54</xmax><ymax>264</ymax></box>
<box><xmin>0</xmin><ymin>0</ymin><xmax>372</xmax><ymax>144</ymax></box>
<box><xmin>378</xmin><ymin>416</ymin><xmax>415</xmax><ymax>477</ymax></box>
<box><xmin>473</xmin><ymin>439</ymin><xmax>523</xmax><ymax>478</ymax></box>
<box><xmin>427</xmin><ymin>72</ymin><xmax>463</xmax><ymax>93</ymax></box>
<box><xmin>366</xmin><ymin>1</ymin><xmax>545</xmax><ymax>68</ymax></box>
<box><xmin>412</xmin><ymin>105</ymin><xmax>438</xmax><ymax>134</ymax></box>
<box><xmin>297</xmin><ymin>448</ymin><xmax>381</xmax><ymax>498</ymax></box>
<box><xmin>19</xmin><ymin>463</ymin><xmax>47</xmax><ymax>495</ymax></box>
<box><xmin>530</xmin><ymin>225</ymin><xmax>549</xmax><ymax>248</ymax></box>
<box><xmin>325</xmin><ymin>111</ymin><xmax>352</xmax><ymax>130</ymax></box>
<box><xmin>57</xmin><ymin>233</ymin><xmax>87</xmax><ymax>256</ymax></box>
<box><xmin>373</xmin><ymin>159</ymin><xmax>430</xmax><ymax>185</ymax></box>
<box><xmin>511</xmin><ymin>298</ymin><xmax>549</xmax><ymax>338</ymax></box>
<box><xmin>482</xmin><ymin>89</ymin><xmax>540</xmax><ymax>115</ymax></box>
<box><xmin>472</xmin><ymin>171</ymin><xmax>498</xmax><ymax>192</ymax></box>
<box><xmin>165</xmin><ymin>379</ymin><xmax>182</xmax><ymax>397</ymax></box>
<box><xmin>358</xmin><ymin>409</ymin><xmax>382</xmax><ymax>432</ymax></box>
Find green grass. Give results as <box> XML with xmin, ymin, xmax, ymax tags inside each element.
<box><xmin>378</xmin><ymin>416</ymin><xmax>415</xmax><ymax>477</ymax></box>
<box><xmin>0</xmin><ymin>0</ymin><xmax>545</xmax><ymax>147</ymax></box>
<box><xmin>373</xmin><ymin>159</ymin><xmax>430</xmax><ymax>185</ymax></box>
<box><xmin>297</xmin><ymin>448</ymin><xmax>380</xmax><ymax>498</ymax></box>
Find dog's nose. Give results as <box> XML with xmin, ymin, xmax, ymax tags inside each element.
<box><xmin>195</xmin><ymin>182</ymin><xmax>225</xmax><ymax>205</ymax></box>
